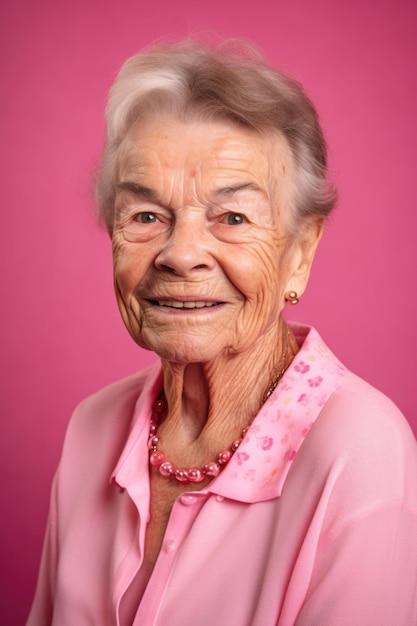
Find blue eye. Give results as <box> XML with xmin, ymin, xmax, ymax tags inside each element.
<box><xmin>226</xmin><ymin>213</ymin><xmax>245</xmax><ymax>225</ymax></box>
<box><xmin>135</xmin><ymin>212</ymin><xmax>157</xmax><ymax>223</ymax></box>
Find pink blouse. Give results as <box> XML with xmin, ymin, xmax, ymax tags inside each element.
<box><xmin>27</xmin><ymin>324</ymin><xmax>417</xmax><ymax>625</ymax></box>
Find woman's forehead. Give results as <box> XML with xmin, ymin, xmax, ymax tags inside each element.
<box><xmin>116</xmin><ymin>116</ymin><xmax>294</xmax><ymax>191</ymax></box>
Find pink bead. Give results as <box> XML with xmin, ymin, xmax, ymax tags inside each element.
<box><xmin>218</xmin><ymin>450</ymin><xmax>232</xmax><ymax>465</ymax></box>
<box><xmin>149</xmin><ymin>423</ymin><xmax>157</xmax><ymax>435</ymax></box>
<box><xmin>187</xmin><ymin>468</ymin><xmax>205</xmax><ymax>483</ymax></box>
<box><xmin>160</xmin><ymin>461</ymin><xmax>175</xmax><ymax>476</ymax></box>
<box><xmin>148</xmin><ymin>435</ymin><xmax>159</xmax><ymax>449</ymax></box>
<box><xmin>231</xmin><ymin>439</ymin><xmax>242</xmax><ymax>451</ymax></box>
<box><xmin>153</xmin><ymin>399</ymin><xmax>165</xmax><ymax>414</ymax></box>
<box><xmin>150</xmin><ymin>450</ymin><xmax>165</xmax><ymax>466</ymax></box>
<box><xmin>175</xmin><ymin>468</ymin><xmax>190</xmax><ymax>483</ymax></box>
<box><xmin>203</xmin><ymin>461</ymin><xmax>220</xmax><ymax>477</ymax></box>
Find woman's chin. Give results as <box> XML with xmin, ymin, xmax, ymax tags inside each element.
<box><xmin>137</xmin><ymin>334</ymin><xmax>227</xmax><ymax>365</ymax></box>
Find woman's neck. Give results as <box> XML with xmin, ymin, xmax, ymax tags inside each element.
<box><xmin>156</xmin><ymin>319</ymin><xmax>298</xmax><ymax>468</ymax></box>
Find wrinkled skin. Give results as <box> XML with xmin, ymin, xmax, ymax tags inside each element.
<box><xmin>111</xmin><ymin>115</ymin><xmax>323</xmax><ymax>568</ymax></box>
<box><xmin>112</xmin><ymin>116</ymin><xmax>322</xmax><ymax>444</ymax></box>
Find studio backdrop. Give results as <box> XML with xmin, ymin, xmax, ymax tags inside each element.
<box><xmin>1</xmin><ymin>0</ymin><xmax>415</xmax><ymax>623</ymax></box>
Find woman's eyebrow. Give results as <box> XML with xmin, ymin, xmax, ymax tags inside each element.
<box><xmin>117</xmin><ymin>181</ymin><xmax>159</xmax><ymax>201</ymax></box>
<box><xmin>116</xmin><ymin>180</ymin><xmax>264</xmax><ymax>203</ymax></box>
<box><xmin>214</xmin><ymin>182</ymin><xmax>263</xmax><ymax>197</ymax></box>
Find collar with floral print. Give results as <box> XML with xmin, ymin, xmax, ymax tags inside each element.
<box><xmin>111</xmin><ymin>323</ymin><xmax>346</xmax><ymax>504</ymax></box>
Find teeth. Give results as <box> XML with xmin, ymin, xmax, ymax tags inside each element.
<box><xmin>157</xmin><ymin>300</ymin><xmax>217</xmax><ymax>309</ymax></box>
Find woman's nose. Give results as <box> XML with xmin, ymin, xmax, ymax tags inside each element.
<box><xmin>154</xmin><ymin>215</ymin><xmax>215</xmax><ymax>276</ymax></box>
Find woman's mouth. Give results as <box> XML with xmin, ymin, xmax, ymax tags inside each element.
<box><xmin>149</xmin><ymin>300</ymin><xmax>222</xmax><ymax>309</ymax></box>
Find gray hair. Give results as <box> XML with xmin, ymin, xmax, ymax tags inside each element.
<box><xmin>96</xmin><ymin>38</ymin><xmax>337</xmax><ymax>234</ymax></box>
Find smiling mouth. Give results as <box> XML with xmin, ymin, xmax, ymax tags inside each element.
<box><xmin>150</xmin><ymin>300</ymin><xmax>222</xmax><ymax>309</ymax></box>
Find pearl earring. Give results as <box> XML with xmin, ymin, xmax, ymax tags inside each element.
<box><xmin>285</xmin><ymin>291</ymin><xmax>299</xmax><ymax>305</ymax></box>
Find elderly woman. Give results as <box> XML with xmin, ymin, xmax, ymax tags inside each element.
<box><xmin>28</xmin><ymin>40</ymin><xmax>417</xmax><ymax>625</ymax></box>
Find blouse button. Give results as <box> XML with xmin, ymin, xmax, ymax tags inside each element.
<box><xmin>163</xmin><ymin>539</ymin><xmax>177</xmax><ymax>553</ymax></box>
<box><xmin>216</xmin><ymin>495</ymin><xmax>224</xmax><ymax>502</ymax></box>
<box><xmin>180</xmin><ymin>494</ymin><xmax>197</xmax><ymax>505</ymax></box>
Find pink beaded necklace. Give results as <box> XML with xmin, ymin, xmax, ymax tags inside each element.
<box><xmin>148</xmin><ymin>326</ymin><xmax>290</xmax><ymax>484</ymax></box>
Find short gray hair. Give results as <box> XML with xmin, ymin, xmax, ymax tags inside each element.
<box><xmin>96</xmin><ymin>38</ymin><xmax>337</xmax><ymax>234</ymax></box>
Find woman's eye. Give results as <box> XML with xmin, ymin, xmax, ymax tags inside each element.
<box><xmin>134</xmin><ymin>211</ymin><xmax>157</xmax><ymax>224</ymax></box>
<box><xmin>225</xmin><ymin>213</ymin><xmax>246</xmax><ymax>225</ymax></box>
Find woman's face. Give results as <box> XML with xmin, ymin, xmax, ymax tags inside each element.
<box><xmin>112</xmin><ymin>116</ymin><xmax>319</xmax><ymax>363</ymax></box>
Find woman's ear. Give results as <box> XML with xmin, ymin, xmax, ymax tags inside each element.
<box><xmin>285</xmin><ymin>218</ymin><xmax>324</xmax><ymax>298</ymax></box>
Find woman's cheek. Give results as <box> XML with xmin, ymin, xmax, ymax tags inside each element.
<box><xmin>228</xmin><ymin>243</ymin><xmax>283</xmax><ymax>301</ymax></box>
<box><xmin>113</xmin><ymin>239</ymin><xmax>145</xmax><ymax>291</ymax></box>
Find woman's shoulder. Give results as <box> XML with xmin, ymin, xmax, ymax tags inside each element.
<box><xmin>329</xmin><ymin>368</ymin><xmax>402</xmax><ymax>418</ymax></box>
<box><xmin>63</xmin><ymin>362</ymin><xmax>161</xmax><ymax>449</ymax></box>
<box><xmin>301</xmin><ymin>369</ymin><xmax>417</xmax><ymax>504</ymax></box>
<box><xmin>292</xmin><ymin>322</ymin><xmax>414</xmax><ymax>446</ymax></box>
<box><xmin>290</xmin><ymin>323</ymin><xmax>417</xmax><ymax>498</ymax></box>
<box><xmin>324</xmin><ymin>367</ymin><xmax>414</xmax><ymax>451</ymax></box>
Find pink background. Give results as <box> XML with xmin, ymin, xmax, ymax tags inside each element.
<box><xmin>1</xmin><ymin>0</ymin><xmax>416</xmax><ymax>622</ymax></box>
